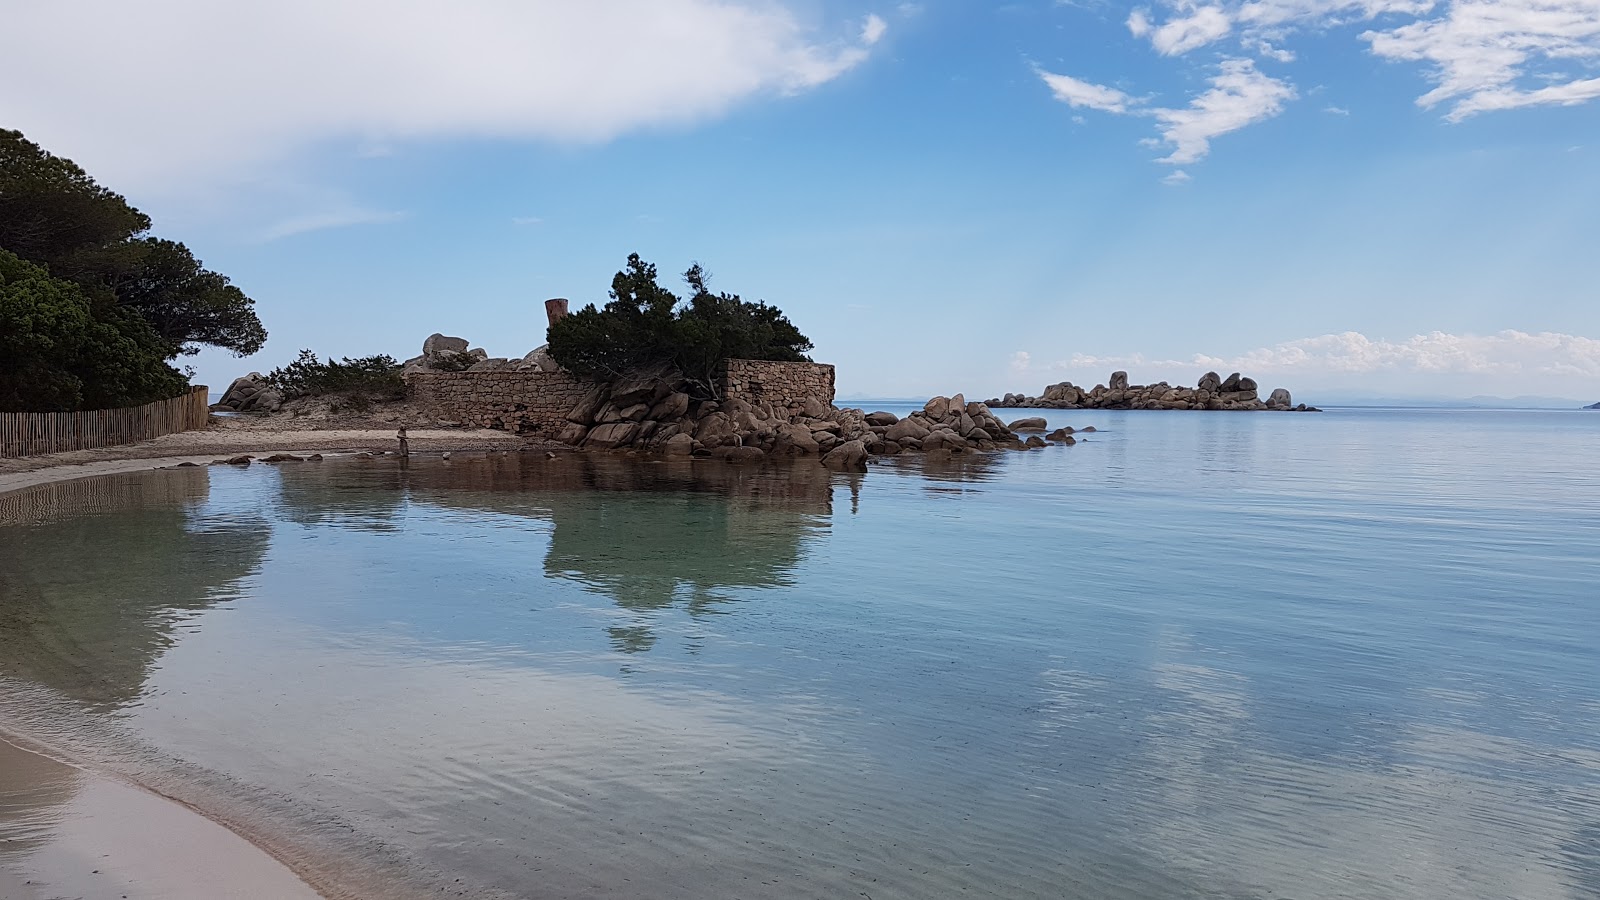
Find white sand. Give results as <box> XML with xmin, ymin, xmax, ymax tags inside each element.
<box><xmin>0</xmin><ymin>737</ymin><xmax>324</xmax><ymax>900</ymax></box>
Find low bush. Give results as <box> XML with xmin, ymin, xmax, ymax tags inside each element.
<box><xmin>264</xmin><ymin>350</ymin><xmax>404</xmax><ymax>402</ymax></box>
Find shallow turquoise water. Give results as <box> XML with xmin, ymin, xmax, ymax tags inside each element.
<box><xmin>2</xmin><ymin>408</ymin><xmax>1598</xmax><ymax>899</ymax></box>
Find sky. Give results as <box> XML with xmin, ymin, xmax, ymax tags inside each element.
<box><xmin>3</xmin><ymin>0</ymin><xmax>1599</xmax><ymax>403</ymax></box>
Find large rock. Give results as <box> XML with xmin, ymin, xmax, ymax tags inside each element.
<box><xmin>885</xmin><ymin>418</ymin><xmax>930</xmax><ymax>443</ymax></box>
<box><xmin>864</xmin><ymin>411</ymin><xmax>899</xmax><ymax>427</ymax></box>
<box><xmin>648</xmin><ymin>391</ymin><xmax>691</xmax><ymax>422</ymax></box>
<box><xmin>1109</xmin><ymin>371</ymin><xmax>1129</xmax><ymax>391</ymax></box>
<box><xmin>584</xmin><ymin>422</ymin><xmax>638</xmax><ymax>450</ymax></box>
<box><xmin>423</xmin><ymin>333</ymin><xmax>469</xmax><ymax>356</ymax></box>
<box><xmin>822</xmin><ymin>439</ymin><xmax>868</xmax><ymax>469</ymax></box>
<box><xmin>567</xmin><ymin>385</ymin><xmax>610</xmax><ymax>425</ymax></box>
<box><xmin>1007</xmin><ymin>417</ymin><xmax>1048</xmax><ymax>432</ymax></box>
<box><xmin>1267</xmin><ymin>388</ymin><xmax>1292</xmax><ymax>408</ymax></box>
<box><xmin>518</xmin><ymin>345</ymin><xmax>561</xmax><ymax>372</ymax></box>
<box><xmin>662</xmin><ymin>433</ymin><xmax>695</xmax><ymax>455</ymax></box>
<box><xmin>217</xmin><ymin>373</ymin><xmax>284</xmax><ymax>413</ymax></box>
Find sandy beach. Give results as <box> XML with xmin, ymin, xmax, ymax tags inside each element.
<box><xmin>0</xmin><ymin>734</ymin><xmax>325</xmax><ymax>900</ymax></box>
<box><xmin>0</xmin><ymin>414</ymin><xmax>554</xmax><ymax>494</ymax></box>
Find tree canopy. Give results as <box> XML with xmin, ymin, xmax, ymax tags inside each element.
<box><xmin>0</xmin><ymin>129</ymin><xmax>266</xmax><ymax>409</ymax></box>
<box><xmin>0</xmin><ymin>250</ymin><xmax>186</xmax><ymax>412</ymax></box>
<box><xmin>548</xmin><ymin>254</ymin><xmax>812</xmax><ymax>398</ymax></box>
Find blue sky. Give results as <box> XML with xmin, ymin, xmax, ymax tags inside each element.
<box><xmin>4</xmin><ymin>1</ymin><xmax>1599</xmax><ymax>402</ymax></box>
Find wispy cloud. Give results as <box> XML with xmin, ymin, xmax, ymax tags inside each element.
<box><xmin>862</xmin><ymin>13</ymin><xmax>889</xmax><ymax>45</ymax></box>
<box><xmin>1038</xmin><ymin>70</ymin><xmax>1138</xmax><ymax>112</ymax></box>
<box><xmin>1060</xmin><ymin>330</ymin><xmax>1600</xmax><ymax>378</ymax></box>
<box><xmin>1150</xmin><ymin>59</ymin><xmax>1296</xmax><ymax>163</ymax></box>
<box><xmin>511</xmin><ymin>215</ymin><xmax>544</xmax><ymax>226</ymax></box>
<box><xmin>1039</xmin><ymin>58</ymin><xmax>1293</xmax><ymax>165</ymax></box>
<box><xmin>259</xmin><ymin>208</ymin><xmax>408</xmax><ymax>242</ymax></box>
<box><xmin>1045</xmin><ymin>0</ymin><xmax>1600</xmax><ymax>165</ymax></box>
<box><xmin>1162</xmin><ymin>168</ymin><xmax>1193</xmax><ymax>184</ymax></box>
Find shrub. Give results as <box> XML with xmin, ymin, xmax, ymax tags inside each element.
<box><xmin>264</xmin><ymin>350</ymin><xmax>404</xmax><ymax>402</ymax></box>
<box><xmin>548</xmin><ymin>254</ymin><xmax>812</xmax><ymax>398</ymax></box>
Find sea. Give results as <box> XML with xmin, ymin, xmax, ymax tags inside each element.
<box><xmin>1</xmin><ymin>406</ymin><xmax>1597</xmax><ymax>899</ymax></box>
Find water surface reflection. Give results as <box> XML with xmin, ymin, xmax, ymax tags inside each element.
<box><xmin>0</xmin><ymin>414</ymin><xmax>1596</xmax><ymax>899</ymax></box>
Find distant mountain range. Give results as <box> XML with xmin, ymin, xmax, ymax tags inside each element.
<box><xmin>1586</xmin><ymin>401</ymin><xmax>1600</xmax><ymax>410</ymax></box>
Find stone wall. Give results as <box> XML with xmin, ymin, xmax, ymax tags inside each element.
<box><xmin>407</xmin><ymin>370</ymin><xmax>596</xmax><ymax>435</ymax></box>
<box><xmin>719</xmin><ymin>360</ymin><xmax>835</xmax><ymax>409</ymax></box>
<box><xmin>407</xmin><ymin>359</ymin><xmax>837</xmax><ymax>436</ymax></box>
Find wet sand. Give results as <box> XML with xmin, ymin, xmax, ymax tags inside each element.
<box><xmin>0</xmin><ymin>736</ymin><xmax>323</xmax><ymax>900</ymax></box>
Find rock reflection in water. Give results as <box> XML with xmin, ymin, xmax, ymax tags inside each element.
<box><xmin>0</xmin><ymin>469</ymin><xmax>269</xmax><ymax>709</ymax></box>
<box><xmin>271</xmin><ymin>454</ymin><xmax>836</xmax><ymax>654</ymax></box>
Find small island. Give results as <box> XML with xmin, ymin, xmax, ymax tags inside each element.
<box><xmin>987</xmin><ymin>371</ymin><xmax>1317</xmax><ymax>412</ymax></box>
<box><xmin>1585</xmin><ymin>401</ymin><xmax>1600</xmax><ymax>410</ymax></box>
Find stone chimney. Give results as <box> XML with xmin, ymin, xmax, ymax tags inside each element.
<box><xmin>545</xmin><ymin>298</ymin><xmax>570</xmax><ymax>331</ymax></box>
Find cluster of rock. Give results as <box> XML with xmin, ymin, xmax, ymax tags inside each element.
<box><xmin>214</xmin><ymin>373</ymin><xmax>284</xmax><ymax>413</ymax></box>
<box><xmin>558</xmin><ymin>373</ymin><xmax>1079</xmax><ymax>467</ymax></box>
<box><xmin>988</xmin><ymin>371</ymin><xmax>1316</xmax><ymax>412</ymax></box>
<box><xmin>402</xmin><ymin>333</ymin><xmax>560</xmax><ymax>376</ymax></box>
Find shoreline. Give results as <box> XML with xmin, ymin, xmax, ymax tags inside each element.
<box><xmin>0</xmin><ymin>731</ymin><xmax>324</xmax><ymax>900</ymax></box>
<box><xmin>0</xmin><ymin>422</ymin><xmax>552</xmax><ymax>497</ymax></box>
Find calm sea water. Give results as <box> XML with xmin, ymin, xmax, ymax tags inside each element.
<box><xmin>2</xmin><ymin>408</ymin><xmax>1598</xmax><ymax>899</ymax></box>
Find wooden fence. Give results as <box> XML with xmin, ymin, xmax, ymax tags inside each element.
<box><xmin>1</xmin><ymin>386</ymin><xmax>211</xmax><ymax>458</ymax></box>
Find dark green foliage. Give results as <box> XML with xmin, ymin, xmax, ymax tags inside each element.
<box><xmin>0</xmin><ymin>129</ymin><xmax>266</xmax><ymax>359</ymax></box>
<box><xmin>109</xmin><ymin>238</ymin><xmax>267</xmax><ymax>357</ymax></box>
<box><xmin>264</xmin><ymin>350</ymin><xmax>404</xmax><ymax>402</ymax></box>
<box><xmin>548</xmin><ymin>254</ymin><xmax>812</xmax><ymax>397</ymax></box>
<box><xmin>0</xmin><ymin>250</ymin><xmax>186</xmax><ymax>412</ymax></box>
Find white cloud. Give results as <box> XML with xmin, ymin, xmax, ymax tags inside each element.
<box><xmin>0</xmin><ymin>0</ymin><xmax>884</xmax><ymax>193</ymax></box>
<box><xmin>511</xmin><ymin>216</ymin><xmax>544</xmax><ymax>226</ymax></box>
<box><xmin>1364</xmin><ymin>1</ymin><xmax>1600</xmax><ymax>120</ymax></box>
<box><xmin>1040</xmin><ymin>58</ymin><xmax>1293</xmax><ymax>165</ymax></box>
<box><xmin>259</xmin><ymin>208</ymin><xmax>408</xmax><ymax>242</ymax></box>
<box><xmin>862</xmin><ymin>14</ymin><xmax>890</xmax><ymax>45</ymax></box>
<box><xmin>1063</xmin><ymin>330</ymin><xmax>1600</xmax><ymax>378</ymax></box>
<box><xmin>1038</xmin><ymin>70</ymin><xmax>1139</xmax><ymax>112</ymax></box>
<box><xmin>1324</xmin><ymin>104</ymin><xmax>1352</xmax><ymax>114</ymax></box>
<box><xmin>1163</xmin><ymin>168</ymin><xmax>1194</xmax><ymax>183</ymax></box>
<box><xmin>1052</xmin><ymin>0</ymin><xmax>1600</xmax><ymax>165</ymax></box>
<box><xmin>1010</xmin><ymin>350</ymin><xmax>1033</xmax><ymax>372</ymax></box>
<box><xmin>1151</xmin><ymin>6</ymin><xmax>1235</xmax><ymax>54</ymax></box>
<box><xmin>1151</xmin><ymin>59</ymin><xmax>1297</xmax><ymax>163</ymax></box>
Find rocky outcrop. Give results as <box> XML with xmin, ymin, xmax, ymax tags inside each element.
<box><xmin>988</xmin><ymin>371</ymin><xmax>1317</xmax><ymax>412</ymax></box>
<box><xmin>213</xmin><ymin>373</ymin><xmax>284</xmax><ymax>413</ymax></box>
<box><xmin>1585</xmin><ymin>401</ymin><xmax>1600</xmax><ymax>410</ymax></box>
<box><xmin>554</xmin><ymin>375</ymin><xmax>1087</xmax><ymax>463</ymax></box>
<box><xmin>404</xmin><ymin>333</ymin><xmax>557</xmax><ymax>376</ymax></box>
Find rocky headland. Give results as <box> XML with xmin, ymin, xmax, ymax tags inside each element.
<box><xmin>556</xmin><ymin>370</ymin><xmax>1083</xmax><ymax>467</ymax></box>
<box><xmin>1585</xmin><ymin>401</ymin><xmax>1599</xmax><ymax>410</ymax></box>
<box><xmin>987</xmin><ymin>370</ymin><xmax>1317</xmax><ymax>412</ymax></box>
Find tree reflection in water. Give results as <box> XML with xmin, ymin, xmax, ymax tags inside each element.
<box><xmin>282</xmin><ymin>454</ymin><xmax>839</xmax><ymax>654</ymax></box>
<box><xmin>0</xmin><ymin>468</ymin><xmax>269</xmax><ymax>710</ymax></box>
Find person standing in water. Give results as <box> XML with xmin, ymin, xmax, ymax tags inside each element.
<box><xmin>397</xmin><ymin>426</ymin><xmax>410</xmax><ymax>458</ymax></box>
